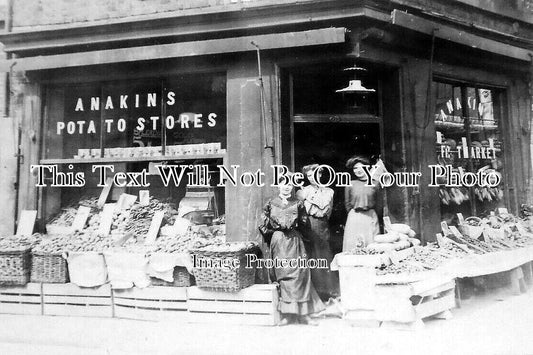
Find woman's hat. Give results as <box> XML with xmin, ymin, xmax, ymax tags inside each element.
<box><xmin>302</xmin><ymin>164</ymin><xmax>320</xmax><ymax>175</ymax></box>
<box><xmin>346</xmin><ymin>155</ymin><xmax>370</xmax><ymax>169</ymax></box>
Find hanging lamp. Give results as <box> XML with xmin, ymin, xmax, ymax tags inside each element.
<box><xmin>336</xmin><ymin>63</ymin><xmax>375</xmax><ymax>108</ymax></box>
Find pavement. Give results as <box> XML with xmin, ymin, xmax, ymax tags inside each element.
<box><xmin>0</xmin><ymin>286</ymin><xmax>531</xmax><ymax>355</ymax></box>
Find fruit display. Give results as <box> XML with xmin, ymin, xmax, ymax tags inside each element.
<box><xmin>376</xmin><ymin>243</ymin><xmax>468</xmax><ymax>275</ymax></box>
<box><xmin>122</xmin><ymin>198</ymin><xmax>179</xmax><ymax>239</ymax></box>
<box><xmin>47</xmin><ymin>197</ymin><xmax>101</xmax><ymax>229</ymax></box>
<box><xmin>439</xmin><ymin>187</ymin><xmax>469</xmax><ymax>205</ymax></box>
<box><xmin>521</xmin><ymin>204</ymin><xmax>533</xmax><ymax>218</ymax></box>
<box><xmin>344</xmin><ymin>247</ymin><xmax>381</xmax><ymax>256</ymax></box>
<box><xmin>473</xmin><ymin>186</ymin><xmax>503</xmax><ymax>202</ymax></box>
<box><xmin>366</xmin><ymin>224</ymin><xmax>420</xmax><ymax>253</ymax></box>
<box><xmin>190</xmin><ymin>241</ymin><xmax>257</xmax><ymax>253</ymax></box>
<box><xmin>33</xmin><ymin>232</ymin><xmax>115</xmax><ymax>254</ymax></box>
<box><xmin>32</xmin><ymin>193</ymin><xmax>227</xmax><ymax>259</ymax></box>
<box><xmin>0</xmin><ymin>233</ymin><xmax>42</xmax><ymax>251</ymax></box>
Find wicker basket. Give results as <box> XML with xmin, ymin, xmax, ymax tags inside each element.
<box><xmin>0</xmin><ymin>247</ymin><xmax>31</xmax><ymax>286</ymax></box>
<box><xmin>458</xmin><ymin>217</ymin><xmax>484</xmax><ymax>239</ymax></box>
<box><xmin>190</xmin><ymin>244</ymin><xmax>258</xmax><ymax>292</ymax></box>
<box><xmin>150</xmin><ymin>266</ymin><xmax>193</xmax><ymax>287</ymax></box>
<box><xmin>30</xmin><ymin>252</ymin><xmax>69</xmax><ymax>283</ymax></box>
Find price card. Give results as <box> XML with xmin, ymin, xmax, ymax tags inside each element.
<box><xmin>116</xmin><ymin>193</ymin><xmax>137</xmax><ymax>210</ymax></box>
<box><xmin>144</xmin><ymin>211</ymin><xmax>165</xmax><ymax>245</ymax></box>
<box><xmin>97</xmin><ymin>178</ymin><xmax>113</xmax><ymax>208</ymax></box>
<box><xmin>139</xmin><ymin>190</ymin><xmax>150</xmax><ymax>206</ymax></box>
<box><xmin>71</xmin><ymin>206</ymin><xmax>91</xmax><ymax>231</ymax></box>
<box><xmin>436</xmin><ymin>233</ymin><xmax>447</xmax><ymax>247</ymax></box>
<box><xmin>440</xmin><ymin>221</ymin><xmax>451</xmax><ymax>235</ymax></box>
<box><xmin>498</xmin><ymin>208</ymin><xmax>509</xmax><ymax>215</ymax></box>
<box><xmin>98</xmin><ymin>203</ymin><xmax>116</xmax><ymax>236</ymax></box>
<box><xmin>16</xmin><ymin>210</ymin><xmax>37</xmax><ymax>236</ymax></box>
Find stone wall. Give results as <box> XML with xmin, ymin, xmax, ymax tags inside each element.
<box><xmin>11</xmin><ymin>0</ymin><xmax>310</xmax><ymax>29</ymax></box>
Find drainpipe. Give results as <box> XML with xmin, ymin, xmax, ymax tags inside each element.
<box><xmin>5</xmin><ymin>0</ymin><xmax>18</xmax><ymax>233</ymax></box>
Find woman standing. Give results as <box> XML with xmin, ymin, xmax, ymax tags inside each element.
<box><xmin>299</xmin><ymin>164</ymin><xmax>339</xmax><ymax>299</ymax></box>
<box><xmin>343</xmin><ymin>156</ymin><xmax>380</xmax><ymax>251</ymax></box>
<box><xmin>259</xmin><ymin>178</ymin><xmax>325</xmax><ymax>325</ymax></box>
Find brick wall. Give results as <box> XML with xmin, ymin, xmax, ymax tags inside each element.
<box><xmin>12</xmin><ymin>0</ymin><xmax>310</xmax><ymax>29</ymax></box>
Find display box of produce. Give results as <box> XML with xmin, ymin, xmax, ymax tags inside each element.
<box><xmin>375</xmin><ymin>275</ymin><xmax>456</xmax><ymax>330</ymax></box>
<box><xmin>189</xmin><ymin>242</ymin><xmax>259</xmax><ymax>292</ymax></box>
<box><xmin>113</xmin><ymin>286</ymin><xmax>187</xmax><ymax>321</ymax></box>
<box><xmin>42</xmin><ymin>283</ymin><xmax>112</xmax><ymax>318</ymax></box>
<box><xmin>0</xmin><ymin>283</ymin><xmax>42</xmax><ymax>315</ymax></box>
<box><xmin>332</xmin><ymin>247</ymin><xmax>417</xmax><ymax>313</ymax></box>
<box><xmin>187</xmin><ymin>284</ymin><xmax>280</xmax><ymax>326</ymax></box>
<box><xmin>457</xmin><ymin>216</ymin><xmax>484</xmax><ymax>240</ymax></box>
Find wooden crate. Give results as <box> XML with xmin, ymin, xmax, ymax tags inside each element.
<box><xmin>521</xmin><ymin>262</ymin><xmax>533</xmax><ymax>286</ymax></box>
<box><xmin>375</xmin><ymin>276</ymin><xmax>456</xmax><ymax>330</ymax></box>
<box><xmin>187</xmin><ymin>284</ymin><xmax>280</xmax><ymax>326</ymax></box>
<box><xmin>42</xmin><ymin>283</ymin><xmax>112</xmax><ymax>318</ymax></box>
<box><xmin>0</xmin><ymin>283</ymin><xmax>42</xmax><ymax>315</ymax></box>
<box><xmin>113</xmin><ymin>286</ymin><xmax>187</xmax><ymax>321</ymax></box>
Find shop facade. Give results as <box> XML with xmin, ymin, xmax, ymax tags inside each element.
<box><xmin>0</xmin><ymin>0</ymin><xmax>531</xmax><ymax>247</ymax></box>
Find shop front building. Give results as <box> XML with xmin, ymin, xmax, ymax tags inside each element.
<box><xmin>0</xmin><ymin>0</ymin><xmax>531</xmax><ymax>253</ymax></box>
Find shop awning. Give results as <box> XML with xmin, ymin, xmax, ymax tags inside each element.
<box><xmin>392</xmin><ymin>10</ymin><xmax>532</xmax><ymax>62</ymax></box>
<box><xmin>0</xmin><ymin>28</ymin><xmax>346</xmax><ymax>72</ymax></box>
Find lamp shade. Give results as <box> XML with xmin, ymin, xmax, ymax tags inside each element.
<box><xmin>336</xmin><ymin>80</ymin><xmax>375</xmax><ymax>93</ymax></box>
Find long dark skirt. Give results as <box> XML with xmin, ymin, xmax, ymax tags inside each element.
<box><xmin>303</xmin><ymin>216</ymin><xmax>339</xmax><ymax>298</ymax></box>
<box><xmin>270</xmin><ymin>229</ymin><xmax>325</xmax><ymax>315</ymax></box>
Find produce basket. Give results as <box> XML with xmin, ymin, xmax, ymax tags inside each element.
<box><xmin>190</xmin><ymin>242</ymin><xmax>259</xmax><ymax>292</ymax></box>
<box><xmin>30</xmin><ymin>252</ymin><xmax>69</xmax><ymax>283</ymax></box>
<box><xmin>0</xmin><ymin>247</ymin><xmax>31</xmax><ymax>286</ymax></box>
<box><xmin>458</xmin><ymin>217</ymin><xmax>484</xmax><ymax>239</ymax></box>
<box><xmin>150</xmin><ymin>266</ymin><xmax>193</xmax><ymax>287</ymax></box>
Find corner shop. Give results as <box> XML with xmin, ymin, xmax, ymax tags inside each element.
<box><xmin>0</xmin><ymin>0</ymin><xmax>530</xmax><ymax>327</ymax></box>
<box><xmin>0</xmin><ymin>0</ymin><xmax>530</xmax><ymax>245</ymax></box>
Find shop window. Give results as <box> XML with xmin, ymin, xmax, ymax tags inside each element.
<box><xmin>45</xmin><ymin>73</ymin><xmax>226</xmax><ymax>160</ymax></box>
<box><xmin>434</xmin><ymin>81</ymin><xmax>505</xmax><ymax>220</ymax></box>
<box><xmin>42</xmin><ymin>72</ymin><xmax>227</xmax><ymax>221</ymax></box>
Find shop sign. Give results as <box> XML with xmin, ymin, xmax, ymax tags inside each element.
<box><xmin>57</xmin><ymin>92</ymin><xmax>219</xmax><ymax>136</ymax></box>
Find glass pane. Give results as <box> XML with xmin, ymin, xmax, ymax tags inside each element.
<box><xmin>469</xmin><ymin>87</ymin><xmax>504</xmax><ymax>215</ymax></box>
<box><xmin>102</xmin><ymin>79</ymin><xmax>162</xmax><ymax>153</ymax></box>
<box><xmin>45</xmin><ymin>85</ymin><xmax>102</xmax><ymax>159</ymax></box>
<box><xmin>435</xmin><ymin>82</ymin><xmax>505</xmax><ymax>220</ymax></box>
<box><xmin>434</xmin><ymin>82</ymin><xmax>472</xmax><ymax>220</ymax></box>
<box><xmin>165</xmin><ymin>73</ymin><xmax>227</xmax><ymax>150</ymax></box>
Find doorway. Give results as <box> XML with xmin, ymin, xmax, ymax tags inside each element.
<box><xmin>294</xmin><ymin>121</ymin><xmax>381</xmax><ymax>253</ymax></box>
<box><xmin>281</xmin><ymin>59</ymin><xmax>402</xmax><ymax>254</ymax></box>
